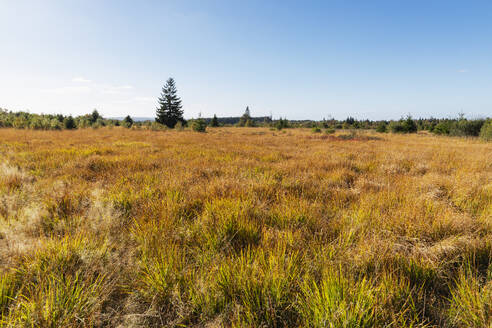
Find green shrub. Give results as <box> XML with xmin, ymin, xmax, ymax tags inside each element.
<box><xmin>123</xmin><ymin>115</ymin><xmax>133</xmax><ymax>128</ymax></box>
<box><xmin>450</xmin><ymin>119</ymin><xmax>485</xmax><ymax>137</ymax></box>
<box><xmin>432</xmin><ymin>119</ymin><xmax>486</xmax><ymax>137</ymax></box>
<box><xmin>245</xmin><ymin>119</ymin><xmax>256</xmax><ymax>127</ymax></box>
<box><xmin>175</xmin><ymin>121</ymin><xmax>184</xmax><ymax>131</ymax></box>
<box><xmin>312</xmin><ymin>127</ymin><xmax>321</xmax><ymax>133</ymax></box>
<box><xmin>275</xmin><ymin>118</ymin><xmax>289</xmax><ymax>130</ymax></box>
<box><xmin>480</xmin><ymin>120</ymin><xmax>492</xmax><ymax>141</ymax></box>
<box><xmin>210</xmin><ymin>114</ymin><xmax>219</xmax><ymax>127</ymax></box>
<box><xmin>63</xmin><ymin>116</ymin><xmax>77</xmax><ymax>129</ymax></box>
<box><xmin>375</xmin><ymin>122</ymin><xmax>387</xmax><ymax>133</ymax></box>
<box><xmin>149</xmin><ymin>121</ymin><xmax>167</xmax><ymax>131</ymax></box>
<box><xmin>192</xmin><ymin>118</ymin><xmax>207</xmax><ymax>132</ymax></box>
<box><xmin>433</xmin><ymin>121</ymin><xmax>451</xmax><ymax>135</ymax></box>
<box><xmin>390</xmin><ymin>116</ymin><xmax>417</xmax><ymax>133</ymax></box>
<box><xmin>325</xmin><ymin>128</ymin><xmax>336</xmax><ymax>134</ymax></box>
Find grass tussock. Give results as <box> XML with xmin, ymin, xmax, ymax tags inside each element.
<box><xmin>448</xmin><ymin>264</ymin><xmax>492</xmax><ymax>328</ymax></box>
<box><xmin>0</xmin><ymin>127</ymin><xmax>490</xmax><ymax>327</ymax></box>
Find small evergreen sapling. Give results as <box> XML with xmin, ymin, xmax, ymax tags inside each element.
<box><xmin>64</xmin><ymin>116</ymin><xmax>77</xmax><ymax>129</ymax></box>
<box><xmin>123</xmin><ymin>115</ymin><xmax>133</xmax><ymax>128</ymax></box>
<box><xmin>211</xmin><ymin>114</ymin><xmax>219</xmax><ymax>127</ymax></box>
<box><xmin>192</xmin><ymin>114</ymin><xmax>207</xmax><ymax>132</ymax></box>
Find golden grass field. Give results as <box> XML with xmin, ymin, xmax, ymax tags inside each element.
<box><xmin>0</xmin><ymin>127</ymin><xmax>491</xmax><ymax>327</ymax></box>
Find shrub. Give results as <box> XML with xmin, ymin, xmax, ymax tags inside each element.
<box><xmin>49</xmin><ymin>118</ymin><xmax>63</xmax><ymax>130</ymax></box>
<box><xmin>63</xmin><ymin>116</ymin><xmax>77</xmax><ymax>129</ymax></box>
<box><xmin>123</xmin><ymin>115</ymin><xmax>133</xmax><ymax>128</ymax></box>
<box><xmin>192</xmin><ymin>118</ymin><xmax>207</xmax><ymax>132</ymax></box>
<box><xmin>90</xmin><ymin>110</ymin><xmax>101</xmax><ymax>124</ymax></box>
<box><xmin>389</xmin><ymin>121</ymin><xmax>404</xmax><ymax>133</ymax></box>
<box><xmin>375</xmin><ymin>122</ymin><xmax>387</xmax><ymax>133</ymax></box>
<box><xmin>450</xmin><ymin>119</ymin><xmax>485</xmax><ymax>137</ymax></box>
<box><xmin>433</xmin><ymin>121</ymin><xmax>451</xmax><ymax>135</ymax></box>
<box><xmin>149</xmin><ymin>121</ymin><xmax>167</xmax><ymax>131</ymax></box>
<box><xmin>325</xmin><ymin>128</ymin><xmax>336</xmax><ymax>134</ymax></box>
<box><xmin>402</xmin><ymin>116</ymin><xmax>418</xmax><ymax>133</ymax></box>
<box><xmin>479</xmin><ymin>120</ymin><xmax>492</xmax><ymax>141</ymax></box>
<box><xmin>432</xmin><ymin>119</ymin><xmax>485</xmax><ymax>137</ymax></box>
<box><xmin>175</xmin><ymin>121</ymin><xmax>184</xmax><ymax>130</ymax></box>
<box><xmin>390</xmin><ymin>116</ymin><xmax>417</xmax><ymax>133</ymax></box>
<box><xmin>211</xmin><ymin>114</ymin><xmax>219</xmax><ymax>127</ymax></box>
<box><xmin>245</xmin><ymin>119</ymin><xmax>256</xmax><ymax>127</ymax></box>
<box><xmin>275</xmin><ymin>118</ymin><xmax>289</xmax><ymax>130</ymax></box>
<box><xmin>311</xmin><ymin>127</ymin><xmax>321</xmax><ymax>133</ymax></box>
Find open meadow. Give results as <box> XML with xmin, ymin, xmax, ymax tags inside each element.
<box><xmin>0</xmin><ymin>127</ymin><xmax>491</xmax><ymax>327</ymax></box>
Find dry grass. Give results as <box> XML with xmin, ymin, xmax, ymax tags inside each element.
<box><xmin>0</xmin><ymin>127</ymin><xmax>491</xmax><ymax>327</ymax></box>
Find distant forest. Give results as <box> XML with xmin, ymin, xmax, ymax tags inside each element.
<box><xmin>1</xmin><ymin>107</ymin><xmax>491</xmax><ymax>140</ymax></box>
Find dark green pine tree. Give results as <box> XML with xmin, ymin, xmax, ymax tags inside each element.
<box><xmin>63</xmin><ymin>115</ymin><xmax>77</xmax><ymax>129</ymax></box>
<box><xmin>238</xmin><ymin>106</ymin><xmax>251</xmax><ymax>127</ymax></box>
<box><xmin>211</xmin><ymin>114</ymin><xmax>219</xmax><ymax>127</ymax></box>
<box><xmin>123</xmin><ymin>115</ymin><xmax>133</xmax><ymax>127</ymax></box>
<box><xmin>156</xmin><ymin>78</ymin><xmax>184</xmax><ymax>128</ymax></box>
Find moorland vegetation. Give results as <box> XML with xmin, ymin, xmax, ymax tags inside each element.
<box><xmin>0</xmin><ymin>127</ymin><xmax>490</xmax><ymax>327</ymax></box>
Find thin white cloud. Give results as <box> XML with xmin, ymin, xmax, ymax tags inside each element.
<box><xmin>458</xmin><ymin>69</ymin><xmax>469</xmax><ymax>73</ymax></box>
<box><xmin>72</xmin><ymin>77</ymin><xmax>92</xmax><ymax>83</ymax></box>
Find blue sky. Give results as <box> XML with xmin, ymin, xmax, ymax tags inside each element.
<box><xmin>1</xmin><ymin>0</ymin><xmax>491</xmax><ymax>120</ymax></box>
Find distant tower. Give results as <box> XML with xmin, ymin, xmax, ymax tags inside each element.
<box><xmin>244</xmin><ymin>106</ymin><xmax>250</xmax><ymax>117</ymax></box>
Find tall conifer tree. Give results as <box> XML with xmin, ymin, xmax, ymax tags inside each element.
<box><xmin>156</xmin><ymin>78</ymin><xmax>184</xmax><ymax>128</ymax></box>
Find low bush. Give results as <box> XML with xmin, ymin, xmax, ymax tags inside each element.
<box><xmin>389</xmin><ymin>116</ymin><xmax>417</xmax><ymax>133</ymax></box>
<box><xmin>192</xmin><ymin>118</ymin><xmax>207</xmax><ymax>132</ymax></box>
<box><xmin>450</xmin><ymin>119</ymin><xmax>485</xmax><ymax>137</ymax></box>
<box><xmin>480</xmin><ymin>120</ymin><xmax>492</xmax><ymax>141</ymax></box>
<box><xmin>375</xmin><ymin>122</ymin><xmax>387</xmax><ymax>133</ymax></box>
<box><xmin>63</xmin><ymin>116</ymin><xmax>77</xmax><ymax>129</ymax></box>
<box><xmin>432</xmin><ymin>121</ymin><xmax>451</xmax><ymax>135</ymax></box>
<box><xmin>432</xmin><ymin>118</ymin><xmax>488</xmax><ymax>138</ymax></box>
<box><xmin>175</xmin><ymin>121</ymin><xmax>185</xmax><ymax>131</ymax></box>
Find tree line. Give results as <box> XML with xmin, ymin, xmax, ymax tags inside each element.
<box><xmin>2</xmin><ymin>105</ymin><xmax>490</xmax><ymax>140</ymax></box>
<box><xmin>1</xmin><ymin>77</ymin><xmax>491</xmax><ymax>140</ymax></box>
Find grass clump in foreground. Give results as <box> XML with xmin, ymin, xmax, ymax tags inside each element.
<box><xmin>0</xmin><ymin>127</ymin><xmax>491</xmax><ymax>327</ymax></box>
